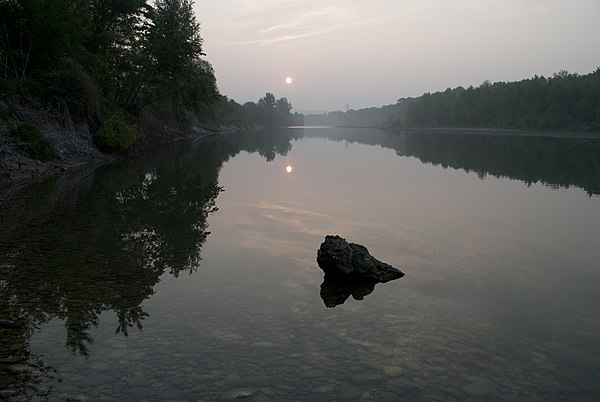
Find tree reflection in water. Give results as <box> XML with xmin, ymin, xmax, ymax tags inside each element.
<box><xmin>0</xmin><ymin>127</ymin><xmax>300</xmax><ymax>396</ymax></box>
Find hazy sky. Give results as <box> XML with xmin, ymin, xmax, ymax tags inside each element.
<box><xmin>195</xmin><ymin>0</ymin><xmax>600</xmax><ymax>112</ymax></box>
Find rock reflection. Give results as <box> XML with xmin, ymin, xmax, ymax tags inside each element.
<box><xmin>320</xmin><ymin>276</ymin><xmax>377</xmax><ymax>307</ymax></box>
<box><xmin>316</xmin><ymin>235</ymin><xmax>404</xmax><ymax>308</ymax></box>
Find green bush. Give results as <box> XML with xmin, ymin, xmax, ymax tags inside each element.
<box><xmin>10</xmin><ymin>123</ymin><xmax>56</xmax><ymax>160</ymax></box>
<box><xmin>95</xmin><ymin>113</ymin><xmax>138</xmax><ymax>151</ymax></box>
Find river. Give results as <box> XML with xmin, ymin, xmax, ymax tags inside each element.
<box><xmin>1</xmin><ymin>127</ymin><xmax>600</xmax><ymax>401</ymax></box>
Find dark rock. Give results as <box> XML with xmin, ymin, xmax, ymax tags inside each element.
<box><xmin>317</xmin><ymin>235</ymin><xmax>404</xmax><ymax>282</ymax></box>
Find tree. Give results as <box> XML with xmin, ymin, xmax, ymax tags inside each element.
<box><xmin>141</xmin><ymin>0</ymin><xmax>217</xmax><ymax>111</ymax></box>
<box><xmin>251</xmin><ymin>93</ymin><xmax>293</xmax><ymax>127</ymax></box>
<box><xmin>88</xmin><ymin>0</ymin><xmax>150</xmax><ymax>108</ymax></box>
<box><xmin>0</xmin><ymin>0</ymin><xmax>92</xmax><ymax>89</ymax></box>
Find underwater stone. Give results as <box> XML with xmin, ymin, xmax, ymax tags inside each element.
<box><xmin>0</xmin><ymin>356</ymin><xmax>25</xmax><ymax>364</ymax></box>
<box><xmin>0</xmin><ymin>389</ymin><xmax>17</xmax><ymax>398</ymax></box>
<box><xmin>0</xmin><ymin>319</ymin><xmax>15</xmax><ymax>328</ymax></box>
<box><xmin>5</xmin><ymin>364</ymin><xmax>32</xmax><ymax>374</ymax></box>
<box><xmin>336</xmin><ymin>383</ymin><xmax>363</xmax><ymax>400</ymax></box>
<box><xmin>64</xmin><ymin>393</ymin><xmax>89</xmax><ymax>401</ymax></box>
<box><xmin>224</xmin><ymin>388</ymin><xmax>255</xmax><ymax>399</ymax></box>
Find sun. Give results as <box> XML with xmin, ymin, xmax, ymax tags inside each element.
<box><xmin>285</xmin><ymin>165</ymin><xmax>293</xmax><ymax>173</ymax></box>
<box><xmin>285</xmin><ymin>76</ymin><xmax>293</xmax><ymax>85</ymax></box>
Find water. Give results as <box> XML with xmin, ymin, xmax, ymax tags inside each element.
<box><xmin>1</xmin><ymin>127</ymin><xmax>600</xmax><ymax>401</ymax></box>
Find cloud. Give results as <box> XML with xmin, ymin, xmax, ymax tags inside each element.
<box><xmin>221</xmin><ymin>0</ymin><xmax>429</xmax><ymax>46</ymax></box>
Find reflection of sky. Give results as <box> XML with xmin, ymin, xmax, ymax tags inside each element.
<box><xmin>210</xmin><ymin>130</ymin><xmax>600</xmax><ymax>275</ymax></box>
<box><xmin>200</xmin><ymin>129</ymin><xmax>600</xmax><ymax>365</ymax></box>
<box><xmin>28</xmin><ymin>129</ymin><xmax>600</xmax><ymax>400</ymax></box>
<box><xmin>198</xmin><ymin>129</ymin><xmax>600</xmax><ymax>370</ymax></box>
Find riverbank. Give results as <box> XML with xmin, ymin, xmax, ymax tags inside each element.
<box><xmin>0</xmin><ymin>98</ymin><xmax>110</xmax><ymax>194</ymax></box>
<box><xmin>0</xmin><ymin>127</ymin><xmax>235</xmax><ymax>202</ymax></box>
<box><xmin>384</xmin><ymin>126</ymin><xmax>600</xmax><ymax>139</ymax></box>
<box><xmin>326</xmin><ymin>124</ymin><xmax>600</xmax><ymax>139</ymax></box>
<box><xmin>0</xmin><ymin>97</ymin><xmax>245</xmax><ymax>199</ymax></box>
<box><xmin>5</xmin><ymin>120</ymin><xmax>598</xmax><ymax>200</ymax></box>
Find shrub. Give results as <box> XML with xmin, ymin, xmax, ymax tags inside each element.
<box><xmin>10</xmin><ymin>123</ymin><xmax>56</xmax><ymax>160</ymax></box>
<box><xmin>95</xmin><ymin>113</ymin><xmax>138</xmax><ymax>151</ymax></box>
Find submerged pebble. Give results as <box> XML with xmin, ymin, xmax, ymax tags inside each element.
<box><xmin>224</xmin><ymin>388</ymin><xmax>255</xmax><ymax>399</ymax></box>
<box><xmin>0</xmin><ymin>319</ymin><xmax>16</xmax><ymax>328</ymax></box>
<box><xmin>6</xmin><ymin>364</ymin><xmax>32</xmax><ymax>374</ymax></box>
<box><xmin>61</xmin><ymin>393</ymin><xmax>89</xmax><ymax>401</ymax></box>
<box><xmin>336</xmin><ymin>383</ymin><xmax>363</xmax><ymax>400</ymax></box>
<box><xmin>0</xmin><ymin>355</ymin><xmax>25</xmax><ymax>364</ymax></box>
<box><xmin>0</xmin><ymin>389</ymin><xmax>17</xmax><ymax>398</ymax></box>
<box><xmin>27</xmin><ymin>384</ymin><xmax>50</xmax><ymax>394</ymax></box>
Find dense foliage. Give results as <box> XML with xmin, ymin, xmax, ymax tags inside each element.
<box><xmin>197</xmin><ymin>92</ymin><xmax>301</xmax><ymax>129</ymax></box>
<box><xmin>405</xmin><ymin>70</ymin><xmax>600</xmax><ymax>131</ymax></box>
<box><xmin>305</xmin><ymin>69</ymin><xmax>600</xmax><ymax>132</ymax></box>
<box><xmin>0</xmin><ymin>0</ymin><xmax>296</xmax><ymax>155</ymax></box>
<box><xmin>0</xmin><ymin>0</ymin><xmax>219</xmax><ymax>114</ymax></box>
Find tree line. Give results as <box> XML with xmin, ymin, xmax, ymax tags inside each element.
<box><xmin>305</xmin><ymin>69</ymin><xmax>600</xmax><ymax>132</ymax></box>
<box><xmin>198</xmin><ymin>92</ymin><xmax>301</xmax><ymax>131</ymax></box>
<box><xmin>404</xmin><ymin>70</ymin><xmax>600</xmax><ymax>131</ymax></box>
<box><xmin>0</xmin><ymin>0</ymin><xmax>295</xmax><ymax>152</ymax></box>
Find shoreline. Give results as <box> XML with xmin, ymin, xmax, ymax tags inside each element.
<box><xmin>384</xmin><ymin>126</ymin><xmax>600</xmax><ymax>139</ymax></box>
<box><xmin>3</xmin><ymin>123</ymin><xmax>599</xmax><ymax>201</ymax></box>
<box><xmin>325</xmin><ymin>125</ymin><xmax>600</xmax><ymax>139</ymax></box>
<box><xmin>0</xmin><ymin>125</ymin><xmax>247</xmax><ymax>203</ymax></box>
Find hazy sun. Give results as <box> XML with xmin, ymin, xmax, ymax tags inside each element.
<box><xmin>285</xmin><ymin>165</ymin><xmax>293</xmax><ymax>173</ymax></box>
<box><xmin>285</xmin><ymin>77</ymin><xmax>293</xmax><ymax>85</ymax></box>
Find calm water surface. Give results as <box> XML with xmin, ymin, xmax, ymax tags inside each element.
<box><xmin>1</xmin><ymin>127</ymin><xmax>600</xmax><ymax>401</ymax></box>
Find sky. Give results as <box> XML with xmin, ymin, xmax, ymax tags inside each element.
<box><xmin>194</xmin><ymin>0</ymin><xmax>600</xmax><ymax>113</ymax></box>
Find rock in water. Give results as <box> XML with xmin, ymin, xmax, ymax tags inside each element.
<box><xmin>317</xmin><ymin>235</ymin><xmax>404</xmax><ymax>282</ymax></box>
